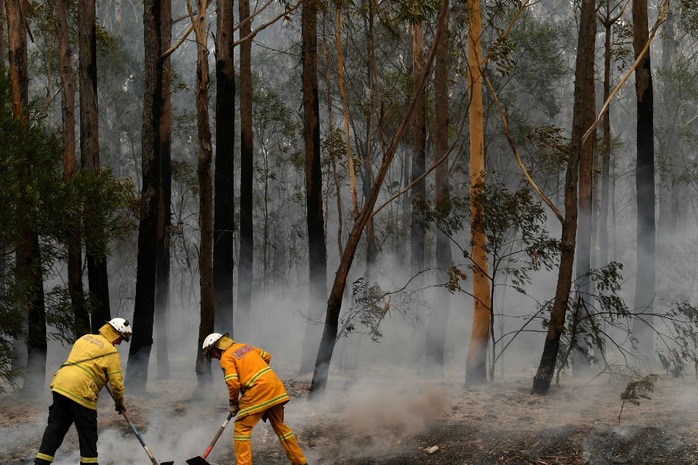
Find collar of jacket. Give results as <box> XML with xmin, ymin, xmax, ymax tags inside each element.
<box><xmin>217</xmin><ymin>335</ymin><xmax>235</xmax><ymax>351</ymax></box>
<box><xmin>98</xmin><ymin>324</ymin><xmax>121</xmax><ymax>345</ymax></box>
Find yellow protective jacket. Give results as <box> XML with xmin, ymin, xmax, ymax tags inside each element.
<box><xmin>217</xmin><ymin>336</ymin><xmax>289</xmax><ymax>420</ymax></box>
<box><xmin>50</xmin><ymin>324</ymin><xmax>125</xmax><ymax>410</ymax></box>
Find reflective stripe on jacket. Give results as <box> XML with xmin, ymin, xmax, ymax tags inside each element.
<box><xmin>219</xmin><ymin>341</ymin><xmax>289</xmax><ymax>420</ymax></box>
<box><xmin>50</xmin><ymin>325</ymin><xmax>124</xmax><ymax>410</ymax></box>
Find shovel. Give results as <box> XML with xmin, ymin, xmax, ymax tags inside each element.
<box><xmin>186</xmin><ymin>412</ymin><xmax>235</xmax><ymax>465</ymax></box>
<box><xmin>105</xmin><ymin>384</ymin><xmax>174</xmax><ymax>465</ymax></box>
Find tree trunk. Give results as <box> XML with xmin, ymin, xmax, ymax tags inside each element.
<box><xmin>363</xmin><ymin>0</ymin><xmax>378</xmax><ymax>273</ymax></box>
<box><xmin>127</xmin><ymin>0</ymin><xmax>162</xmax><ymax>394</ymax></box>
<box><xmin>531</xmin><ymin>0</ymin><xmax>596</xmax><ymax>395</ymax></box>
<box><xmin>214</xmin><ymin>0</ymin><xmax>235</xmax><ymax>334</ymax></box>
<box><xmin>56</xmin><ymin>0</ymin><xmax>89</xmax><ymax>338</ymax></box>
<box><xmin>300</xmin><ymin>0</ymin><xmax>328</xmax><ymax>375</ymax></box>
<box><xmin>0</xmin><ymin>1</ymin><xmax>5</xmax><ymax>73</ymax></box>
<box><xmin>572</xmin><ymin>5</ymin><xmax>597</xmax><ymax>375</ymax></box>
<box><xmin>237</xmin><ymin>0</ymin><xmax>253</xmax><ymax>334</ymax></box>
<box><xmin>310</xmin><ymin>0</ymin><xmax>449</xmax><ymax>399</ymax></box>
<box><xmin>7</xmin><ymin>0</ymin><xmax>46</xmax><ymax>399</ymax></box>
<box><xmin>410</xmin><ymin>21</ymin><xmax>426</xmax><ymax>279</ymax></box>
<box><xmin>155</xmin><ymin>0</ymin><xmax>172</xmax><ymax>380</ymax></box>
<box><xmin>632</xmin><ymin>0</ymin><xmax>656</xmax><ymax>360</ymax></box>
<box><xmin>425</xmin><ymin>5</ymin><xmax>450</xmax><ymax>376</ymax></box>
<box><xmin>599</xmin><ymin>5</ymin><xmax>614</xmax><ymax>268</ymax></box>
<box><xmin>193</xmin><ymin>0</ymin><xmax>214</xmax><ymax>392</ymax></box>
<box><xmin>465</xmin><ymin>0</ymin><xmax>491</xmax><ymax>385</ymax></box>
<box><xmin>657</xmin><ymin>10</ymin><xmax>678</xmax><ymax>237</ymax></box>
<box><xmin>79</xmin><ymin>0</ymin><xmax>112</xmax><ymax>333</ymax></box>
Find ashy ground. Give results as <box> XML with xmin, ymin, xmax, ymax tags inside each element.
<box><xmin>2</xmin><ymin>367</ymin><xmax>698</xmax><ymax>465</ymax></box>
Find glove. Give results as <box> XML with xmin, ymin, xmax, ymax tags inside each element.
<box><xmin>228</xmin><ymin>401</ymin><xmax>239</xmax><ymax>416</ymax></box>
<box><xmin>115</xmin><ymin>399</ymin><xmax>126</xmax><ymax>413</ymax></box>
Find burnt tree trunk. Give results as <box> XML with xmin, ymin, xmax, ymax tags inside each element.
<box><xmin>79</xmin><ymin>0</ymin><xmax>111</xmax><ymax>333</ymax></box>
<box><xmin>214</xmin><ymin>0</ymin><xmax>235</xmax><ymax>334</ymax></box>
<box><xmin>193</xmin><ymin>0</ymin><xmax>215</xmax><ymax>392</ymax></box>
<box><xmin>632</xmin><ymin>0</ymin><xmax>656</xmax><ymax>360</ymax></box>
<box><xmin>301</xmin><ymin>0</ymin><xmax>328</xmax><ymax>375</ymax></box>
<box><xmin>155</xmin><ymin>0</ymin><xmax>172</xmax><ymax>380</ymax></box>
<box><xmin>532</xmin><ymin>0</ymin><xmax>596</xmax><ymax>395</ymax></box>
<box><xmin>237</xmin><ymin>0</ymin><xmax>253</xmax><ymax>334</ymax></box>
<box><xmin>127</xmin><ymin>0</ymin><xmax>162</xmax><ymax>394</ymax></box>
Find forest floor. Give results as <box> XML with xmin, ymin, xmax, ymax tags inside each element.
<box><xmin>3</xmin><ymin>366</ymin><xmax>698</xmax><ymax>465</ymax></box>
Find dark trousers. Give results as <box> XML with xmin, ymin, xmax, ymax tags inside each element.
<box><xmin>35</xmin><ymin>392</ymin><xmax>98</xmax><ymax>465</ymax></box>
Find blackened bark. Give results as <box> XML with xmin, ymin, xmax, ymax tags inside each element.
<box><xmin>79</xmin><ymin>0</ymin><xmax>111</xmax><ymax>333</ymax></box>
<box><xmin>155</xmin><ymin>0</ymin><xmax>172</xmax><ymax>380</ymax></box>
<box><xmin>193</xmin><ymin>0</ymin><xmax>215</xmax><ymax>392</ymax></box>
<box><xmin>532</xmin><ymin>0</ymin><xmax>596</xmax><ymax>395</ymax></box>
<box><xmin>127</xmin><ymin>0</ymin><xmax>162</xmax><ymax>394</ymax></box>
<box><xmin>302</xmin><ymin>0</ymin><xmax>328</xmax><ymax>357</ymax></box>
<box><xmin>632</xmin><ymin>0</ymin><xmax>656</xmax><ymax>359</ymax></box>
<box><xmin>213</xmin><ymin>0</ymin><xmax>235</xmax><ymax>335</ymax></box>
<box><xmin>237</xmin><ymin>0</ymin><xmax>253</xmax><ymax>333</ymax></box>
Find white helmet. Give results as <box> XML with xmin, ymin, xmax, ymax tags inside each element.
<box><xmin>108</xmin><ymin>317</ymin><xmax>132</xmax><ymax>342</ymax></box>
<box><xmin>202</xmin><ymin>332</ymin><xmax>224</xmax><ymax>357</ymax></box>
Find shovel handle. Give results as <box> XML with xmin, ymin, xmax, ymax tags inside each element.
<box><xmin>202</xmin><ymin>412</ymin><xmax>235</xmax><ymax>459</ymax></box>
<box><xmin>105</xmin><ymin>384</ymin><xmax>160</xmax><ymax>465</ymax></box>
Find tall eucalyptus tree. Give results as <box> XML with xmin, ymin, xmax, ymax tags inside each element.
<box><xmin>127</xmin><ymin>0</ymin><xmax>163</xmax><ymax>394</ymax></box>
<box><xmin>532</xmin><ymin>0</ymin><xmax>596</xmax><ymax>395</ymax></box>
<box><xmin>214</xmin><ymin>0</ymin><xmax>235</xmax><ymax>334</ymax></box>
<box><xmin>632</xmin><ymin>0</ymin><xmax>656</xmax><ymax>360</ymax></box>
<box><xmin>6</xmin><ymin>0</ymin><xmax>46</xmax><ymax>399</ymax></box>
<box><xmin>80</xmin><ymin>0</ymin><xmax>112</xmax><ymax>333</ymax></box>
<box><xmin>56</xmin><ymin>0</ymin><xmax>89</xmax><ymax>338</ymax></box>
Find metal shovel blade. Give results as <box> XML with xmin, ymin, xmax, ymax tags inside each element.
<box><xmin>185</xmin><ymin>457</ymin><xmax>211</xmax><ymax>465</ymax></box>
<box><xmin>161</xmin><ymin>462</ymin><xmax>175</xmax><ymax>465</ymax></box>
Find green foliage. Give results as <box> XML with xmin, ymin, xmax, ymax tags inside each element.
<box><xmin>657</xmin><ymin>302</ymin><xmax>698</xmax><ymax>378</ymax></box>
<box><xmin>479</xmin><ymin>185</ymin><xmax>559</xmax><ymax>279</ymax></box>
<box><xmin>0</xmin><ymin>74</ymin><xmax>135</xmax><ymax>389</ymax></box>
<box><xmin>552</xmin><ymin>262</ymin><xmax>629</xmax><ymax>372</ymax></box>
<box><xmin>679</xmin><ymin>0</ymin><xmax>698</xmax><ymax>37</ymax></box>
<box><xmin>618</xmin><ymin>374</ymin><xmax>659</xmax><ymax>423</ymax></box>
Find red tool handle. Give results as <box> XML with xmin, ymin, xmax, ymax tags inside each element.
<box><xmin>202</xmin><ymin>412</ymin><xmax>234</xmax><ymax>459</ymax></box>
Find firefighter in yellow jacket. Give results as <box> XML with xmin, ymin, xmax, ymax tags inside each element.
<box><xmin>34</xmin><ymin>318</ymin><xmax>132</xmax><ymax>465</ymax></box>
<box><xmin>203</xmin><ymin>332</ymin><xmax>308</xmax><ymax>465</ymax></box>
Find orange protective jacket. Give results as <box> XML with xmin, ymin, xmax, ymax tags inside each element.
<box><xmin>50</xmin><ymin>324</ymin><xmax>125</xmax><ymax>410</ymax></box>
<box><xmin>217</xmin><ymin>336</ymin><xmax>289</xmax><ymax>420</ymax></box>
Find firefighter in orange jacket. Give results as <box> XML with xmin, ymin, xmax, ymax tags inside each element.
<box><xmin>34</xmin><ymin>318</ymin><xmax>131</xmax><ymax>465</ymax></box>
<box><xmin>203</xmin><ymin>332</ymin><xmax>308</xmax><ymax>465</ymax></box>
